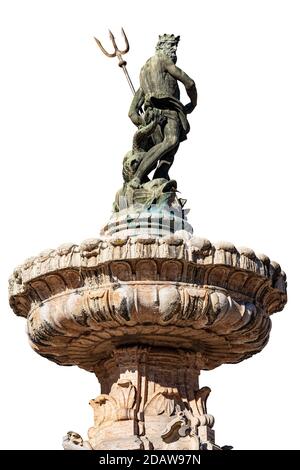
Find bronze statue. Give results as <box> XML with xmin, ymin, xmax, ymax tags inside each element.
<box><xmin>95</xmin><ymin>31</ymin><xmax>198</xmax><ymax>213</ymax></box>
<box><xmin>127</xmin><ymin>34</ymin><xmax>197</xmax><ymax>188</ymax></box>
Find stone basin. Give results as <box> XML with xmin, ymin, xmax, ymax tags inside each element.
<box><xmin>9</xmin><ymin>232</ymin><xmax>287</xmax><ymax>373</ymax></box>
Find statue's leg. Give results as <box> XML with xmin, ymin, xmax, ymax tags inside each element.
<box><xmin>153</xmin><ymin>144</ymin><xmax>179</xmax><ymax>180</ymax></box>
<box><xmin>131</xmin><ymin>118</ymin><xmax>180</xmax><ymax>187</ymax></box>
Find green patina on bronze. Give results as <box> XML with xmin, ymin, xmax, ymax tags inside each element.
<box><xmin>113</xmin><ymin>34</ymin><xmax>197</xmax><ymax>212</ymax></box>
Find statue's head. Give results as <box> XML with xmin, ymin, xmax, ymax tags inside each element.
<box><xmin>156</xmin><ymin>34</ymin><xmax>180</xmax><ymax>63</ymax></box>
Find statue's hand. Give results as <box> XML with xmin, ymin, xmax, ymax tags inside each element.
<box><xmin>144</xmin><ymin>108</ymin><xmax>164</xmax><ymax>125</ymax></box>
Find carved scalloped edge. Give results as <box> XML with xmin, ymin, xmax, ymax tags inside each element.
<box><xmin>8</xmin><ymin>233</ymin><xmax>287</xmax><ymax>299</ymax></box>
<box><xmin>25</xmin><ymin>303</ymin><xmax>271</xmax><ymax>371</ymax></box>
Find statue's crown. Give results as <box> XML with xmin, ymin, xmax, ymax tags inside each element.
<box><xmin>157</xmin><ymin>34</ymin><xmax>180</xmax><ymax>45</ymax></box>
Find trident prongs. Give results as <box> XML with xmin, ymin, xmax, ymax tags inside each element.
<box><xmin>94</xmin><ymin>28</ymin><xmax>135</xmax><ymax>94</ymax></box>
<box><xmin>108</xmin><ymin>28</ymin><xmax>129</xmax><ymax>56</ymax></box>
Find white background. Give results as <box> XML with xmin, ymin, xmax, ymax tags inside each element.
<box><xmin>0</xmin><ymin>0</ymin><xmax>299</xmax><ymax>450</ymax></box>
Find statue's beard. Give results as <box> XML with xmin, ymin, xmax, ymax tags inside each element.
<box><xmin>163</xmin><ymin>48</ymin><xmax>177</xmax><ymax>63</ymax></box>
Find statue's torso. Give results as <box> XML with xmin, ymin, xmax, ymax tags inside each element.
<box><xmin>139</xmin><ymin>54</ymin><xmax>180</xmax><ymax>101</ymax></box>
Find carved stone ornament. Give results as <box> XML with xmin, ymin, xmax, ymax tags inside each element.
<box><xmin>8</xmin><ymin>32</ymin><xmax>287</xmax><ymax>450</ymax></box>
<box><xmin>9</xmin><ymin>234</ymin><xmax>286</xmax><ymax>372</ymax></box>
<box><xmin>9</xmin><ymin>231</ymin><xmax>286</xmax><ymax>449</ymax></box>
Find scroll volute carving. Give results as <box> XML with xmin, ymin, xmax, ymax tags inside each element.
<box><xmin>194</xmin><ymin>386</ymin><xmax>215</xmax><ymax>428</ymax></box>
<box><xmin>110</xmin><ymin>378</ymin><xmax>136</xmax><ymax>421</ymax></box>
<box><xmin>144</xmin><ymin>388</ymin><xmax>179</xmax><ymax>417</ymax></box>
<box><xmin>161</xmin><ymin>406</ymin><xmax>200</xmax><ymax>449</ymax></box>
<box><xmin>89</xmin><ymin>379</ymin><xmax>136</xmax><ymax>428</ymax></box>
<box><xmin>89</xmin><ymin>394</ymin><xmax>117</xmax><ymax>428</ymax></box>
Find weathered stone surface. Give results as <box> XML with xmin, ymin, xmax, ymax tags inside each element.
<box><xmin>88</xmin><ymin>347</ymin><xmax>216</xmax><ymax>450</ymax></box>
<box><xmin>9</xmin><ymin>230</ymin><xmax>286</xmax><ymax>448</ymax></box>
<box><xmin>9</xmin><ymin>232</ymin><xmax>286</xmax><ymax>373</ymax></box>
<box><xmin>62</xmin><ymin>432</ymin><xmax>92</xmax><ymax>450</ymax></box>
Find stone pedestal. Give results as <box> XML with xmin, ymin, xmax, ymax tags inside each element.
<box><xmin>90</xmin><ymin>347</ymin><xmax>214</xmax><ymax>450</ymax></box>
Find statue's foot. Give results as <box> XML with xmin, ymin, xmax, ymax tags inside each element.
<box><xmin>128</xmin><ymin>177</ymin><xmax>141</xmax><ymax>189</ymax></box>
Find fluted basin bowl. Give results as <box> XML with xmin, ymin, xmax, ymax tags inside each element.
<box><xmin>9</xmin><ymin>232</ymin><xmax>287</xmax><ymax>372</ymax></box>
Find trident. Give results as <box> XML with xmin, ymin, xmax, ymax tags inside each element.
<box><xmin>94</xmin><ymin>28</ymin><xmax>136</xmax><ymax>95</ymax></box>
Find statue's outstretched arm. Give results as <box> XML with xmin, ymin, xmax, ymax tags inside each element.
<box><xmin>166</xmin><ymin>61</ymin><xmax>197</xmax><ymax>113</ymax></box>
<box><xmin>128</xmin><ymin>87</ymin><xmax>145</xmax><ymax>127</ymax></box>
